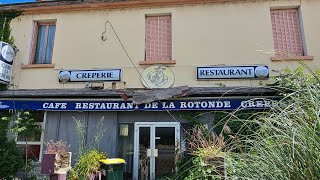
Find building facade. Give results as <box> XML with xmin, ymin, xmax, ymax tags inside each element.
<box><xmin>1</xmin><ymin>0</ymin><xmax>320</xmax><ymax>179</ymax></box>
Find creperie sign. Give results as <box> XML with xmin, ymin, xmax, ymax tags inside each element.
<box><xmin>58</xmin><ymin>69</ymin><xmax>121</xmax><ymax>82</ymax></box>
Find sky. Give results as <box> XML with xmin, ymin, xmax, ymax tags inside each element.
<box><xmin>0</xmin><ymin>0</ymin><xmax>35</xmax><ymax>5</ymax></box>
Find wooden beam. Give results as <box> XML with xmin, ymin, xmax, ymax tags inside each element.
<box><xmin>0</xmin><ymin>87</ymin><xmax>279</xmax><ymax>99</ymax></box>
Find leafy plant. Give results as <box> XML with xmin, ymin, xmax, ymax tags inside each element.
<box><xmin>73</xmin><ymin>116</ymin><xmax>106</xmax><ymax>158</ymax></box>
<box><xmin>25</xmin><ymin>159</ymin><xmax>49</xmax><ymax>180</ymax></box>
<box><xmin>68</xmin><ymin>149</ymin><xmax>106</xmax><ymax>180</ymax></box>
<box><xmin>10</xmin><ymin>111</ymin><xmax>42</xmax><ymax>178</ymax></box>
<box><xmin>0</xmin><ymin>10</ymin><xmax>21</xmax><ymax>90</ymax></box>
<box><xmin>0</xmin><ymin>140</ymin><xmax>24</xmax><ymax>179</ymax></box>
<box><xmin>172</xmin><ymin>125</ymin><xmax>226</xmax><ymax>180</ymax></box>
<box><xmin>225</xmin><ymin>66</ymin><xmax>320</xmax><ymax>179</ymax></box>
<box><xmin>0</xmin><ymin>112</ymin><xmax>24</xmax><ymax>179</ymax></box>
<box><xmin>68</xmin><ymin>117</ymin><xmax>107</xmax><ymax>180</ymax></box>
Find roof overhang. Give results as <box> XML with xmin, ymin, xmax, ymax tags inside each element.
<box><xmin>0</xmin><ymin>0</ymin><xmax>269</xmax><ymax>14</ymax></box>
<box><xmin>0</xmin><ymin>86</ymin><xmax>280</xmax><ymax>99</ymax></box>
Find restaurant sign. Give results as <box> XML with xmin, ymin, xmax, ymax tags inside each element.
<box><xmin>197</xmin><ymin>66</ymin><xmax>269</xmax><ymax>80</ymax></box>
<box><xmin>0</xmin><ymin>41</ymin><xmax>15</xmax><ymax>84</ymax></box>
<box><xmin>59</xmin><ymin>69</ymin><xmax>121</xmax><ymax>83</ymax></box>
<box><xmin>0</xmin><ymin>98</ymin><xmax>279</xmax><ymax>111</ymax></box>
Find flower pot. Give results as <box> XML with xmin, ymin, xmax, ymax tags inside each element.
<box><xmin>41</xmin><ymin>153</ymin><xmax>56</xmax><ymax>175</ymax></box>
<box><xmin>41</xmin><ymin>152</ymin><xmax>72</xmax><ymax>175</ymax></box>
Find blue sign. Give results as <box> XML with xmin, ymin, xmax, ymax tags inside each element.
<box><xmin>0</xmin><ymin>98</ymin><xmax>279</xmax><ymax>111</ymax></box>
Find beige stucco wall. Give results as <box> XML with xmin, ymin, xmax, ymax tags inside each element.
<box><xmin>10</xmin><ymin>0</ymin><xmax>320</xmax><ymax>90</ymax></box>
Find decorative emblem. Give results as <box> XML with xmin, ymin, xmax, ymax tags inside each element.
<box><xmin>254</xmin><ymin>66</ymin><xmax>269</xmax><ymax>79</ymax></box>
<box><xmin>1</xmin><ymin>43</ymin><xmax>15</xmax><ymax>63</ymax></box>
<box><xmin>141</xmin><ymin>66</ymin><xmax>175</xmax><ymax>88</ymax></box>
<box><xmin>58</xmin><ymin>71</ymin><xmax>71</xmax><ymax>83</ymax></box>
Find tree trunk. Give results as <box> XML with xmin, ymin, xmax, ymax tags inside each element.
<box><xmin>25</xmin><ymin>137</ymin><xmax>28</xmax><ymax>179</ymax></box>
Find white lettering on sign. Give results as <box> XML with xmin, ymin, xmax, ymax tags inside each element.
<box><xmin>18</xmin><ymin>99</ymin><xmax>282</xmax><ymax>111</ymax></box>
<box><xmin>144</xmin><ymin>102</ymin><xmax>158</xmax><ymax>109</ymax></box>
<box><xmin>161</xmin><ymin>102</ymin><xmax>175</xmax><ymax>109</ymax></box>
<box><xmin>74</xmin><ymin>102</ymin><xmax>135</xmax><ymax>110</ymax></box>
<box><xmin>180</xmin><ymin>101</ymin><xmax>231</xmax><ymax>109</ymax></box>
<box><xmin>240</xmin><ymin>100</ymin><xmax>278</xmax><ymax>108</ymax></box>
<box><xmin>43</xmin><ymin>103</ymin><xmax>67</xmax><ymax>109</ymax></box>
<box><xmin>197</xmin><ymin>66</ymin><xmax>269</xmax><ymax>79</ymax></box>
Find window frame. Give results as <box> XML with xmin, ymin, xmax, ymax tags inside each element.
<box><xmin>30</xmin><ymin>21</ymin><xmax>56</xmax><ymax>65</ymax></box>
<box><xmin>15</xmin><ymin>111</ymin><xmax>46</xmax><ymax>162</ymax></box>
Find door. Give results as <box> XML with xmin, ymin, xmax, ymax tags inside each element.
<box><xmin>133</xmin><ymin>122</ymin><xmax>180</xmax><ymax>180</ymax></box>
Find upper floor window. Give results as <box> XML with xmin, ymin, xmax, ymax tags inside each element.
<box><xmin>31</xmin><ymin>21</ymin><xmax>56</xmax><ymax>64</ymax></box>
<box><xmin>270</xmin><ymin>9</ymin><xmax>304</xmax><ymax>57</ymax></box>
<box><xmin>145</xmin><ymin>15</ymin><xmax>172</xmax><ymax>61</ymax></box>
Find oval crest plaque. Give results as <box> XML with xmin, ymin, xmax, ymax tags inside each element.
<box><xmin>141</xmin><ymin>66</ymin><xmax>174</xmax><ymax>88</ymax></box>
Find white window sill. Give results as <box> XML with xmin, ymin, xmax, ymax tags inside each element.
<box><xmin>16</xmin><ymin>141</ymin><xmax>42</xmax><ymax>145</ymax></box>
<box><xmin>21</xmin><ymin>64</ymin><xmax>55</xmax><ymax>69</ymax></box>
<box><xmin>139</xmin><ymin>60</ymin><xmax>176</xmax><ymax>65</ymax></box>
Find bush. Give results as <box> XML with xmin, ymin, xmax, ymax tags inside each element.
<box><xmin>68</xmin><ymin>149</ymin><xmax>107</xmax><ymax>180</ymax></box>
<box><xmin>0</xmin><ymin>113</ymin><xmax>24</xmax><ymax>179</ymax></box>
<box><xmin>225</xmin><ymin>66</ymin><xmax>320</xmax><ymax>179</ymax></box>
<box><xmin>172</xmin><ymin>125</ymin><xmax>225</xmax><ymax>180</ymax></box>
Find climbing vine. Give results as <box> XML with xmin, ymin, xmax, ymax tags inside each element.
<box><xmin>0</xmin><ymin>10</ymin><xmax>23</xmax><ymax>179</ymax></box>
<box><xmin>0</xmin><ymin>10</ymin><xmax>21</xmax><ymax>44</ymax></box>
<box><xmin>0</xmin><ymin>10</ymin><xmax>21</xmax><ymax>90</ymax></box>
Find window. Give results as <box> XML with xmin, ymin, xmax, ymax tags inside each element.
<box><xmin>16</xmin><ymin>111</ymin><xmax>45</xmax><ymax>162</ymax></box>
<box><xmin>270</xmin><ymin>9</ymin><xmax>304</xmax><ymax>57</ymax></box>
<box><xmin>145</xmin><ymin>15</ymin><xmax>172</xmax><ymax>62</ymax></box>
<box><xmin>31</xmin><ymin>21</ymin><xmax>56</xmax><ymax>64</ymax></box>
<box><xmin>118</xmin><ymin>124</ymin><xmax>134</xmax><ymax>179</ymax></box>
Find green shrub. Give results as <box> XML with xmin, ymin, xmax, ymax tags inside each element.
<box><xmin>226</xmin><ymin>66</ymin><xmax>320</xmax><ymax>179</ymax></box>
<box><xmin>0</xmin><ymin>114</ymin><xmax>24</xmax><ymax>179</ymax></box>
<box><xmin>68</xmin><ymin>149</ymin><xmax>107</xmax><ymax>180</ymax></box>
<box><xmin>172</xmin><ymin>125</ymin><xmax>225</xmax><ymax>180</ymax></box>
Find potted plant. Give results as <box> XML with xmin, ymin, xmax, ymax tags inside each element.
<box><xmin>41</xmin><ymin>140</ymin><xmax>71</xmax><ymax>176</ymax></box>
<box><xmin>187</xmin><ymin>125</ymin><xmax>226</xmax><ymax>179</ymax></box>
<box><xmin>68</xmin><ymin>149</ymin><xmax>107</xmax><ymax>180</ymax></box>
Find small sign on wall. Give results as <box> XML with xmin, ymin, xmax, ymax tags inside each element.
<box><xmin>0</xmin><ymin>41</ymin><xmax>15</xmax><ymax>84</ymax></box>
<box><xmin>197</xmin><ymin>66</ymin><xmax>269</xmax><ymax>80</ymax></box>
<box><xmin>58</xmin><ymin>69</ymin><xmax>121</xmax><ymax>83</ymax></box>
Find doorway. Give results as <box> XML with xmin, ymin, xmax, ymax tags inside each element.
<box><xmin>133</xmin><ymin>122</ymin><xmax>180</xmax><ymax>180</ymax></box>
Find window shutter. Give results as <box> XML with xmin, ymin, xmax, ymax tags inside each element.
<box><xmin>145</xmin><ymin>16</ymin><xmax>172</xmax><ymax>61</ymax></box>
<box><xmin>271</xmin><ymin>9</ymin><xmax>303</xmax><ymax>57</ymax></box>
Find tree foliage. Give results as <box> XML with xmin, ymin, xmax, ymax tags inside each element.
<box><xmin>0</xmin><ymin>112</ymin><xmax>24</xmax><ymax>179</ymax></box>
<box><xmin>0</xmin><ymin>10</ymin><xmax>21</xmax><ymax>90</ymax></box>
